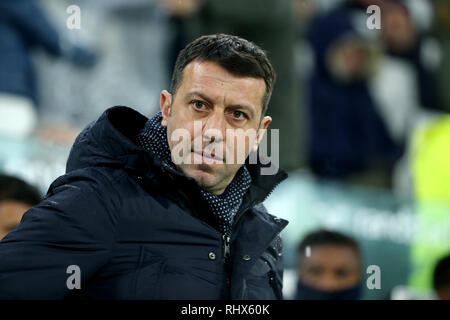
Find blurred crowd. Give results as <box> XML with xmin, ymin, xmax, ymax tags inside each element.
<box><xmin>1</xmin><ymin>0</ymin><xmax>450</xmax><ymax>299</ymax></box>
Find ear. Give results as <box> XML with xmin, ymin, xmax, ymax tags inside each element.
<box><xmin>252</xmin><ymin>115</ymin><xmax>272</xmax><ymax>152</ymax></box>
<box><xmin>160</xmin><ymin>90</ymin><xmax>172</xmax><ymax>127</ymax></box>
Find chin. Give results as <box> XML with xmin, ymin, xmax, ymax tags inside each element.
<box><xmin>179</xmin><ymin>163</ymin><xmax>233</xmax><ymax>195</ymax></box>
<box><xmin>181</xmin><ymin>165</ymin><xmax>217</xmax><ymax>186</ymax></box>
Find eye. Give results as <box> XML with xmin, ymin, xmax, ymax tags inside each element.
<box><xmin>231</xmin><ymin>110</ymin><xmax>247</xmax><ymax>120</ymax></box>
<box><xmin>191</xmin><ymin>100</ymin><xmax>207</xmax><ymax>110</ymax></box>
<box><xmin>335</xmin><ymin>268</ymin><xmax>350</xmax><ymax>278</ymax></box>
<box><xmin>307</xmin><ymin>266</ymin><xmax>323</xmax><ymax>276</ymax></box>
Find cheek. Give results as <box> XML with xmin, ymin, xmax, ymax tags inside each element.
<box><xmin>167</xmin><ymin>119</ymin><xmax>195</xmax><ymax>146</ymax></box>
<box><xmin>347</xmin><ymin>270</ymin><xmax>362</xmax><ymax>282</ymax></box>
<box><xmin>226</xmin><ymin>133</ymin><xmax>253</xmax><ymax>153</ymax></box>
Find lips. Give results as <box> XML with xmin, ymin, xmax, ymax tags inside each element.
<box><xmin>192</xmin><ymin>150</ymin><xmax>224</xmax><ymax>164</ymax></box>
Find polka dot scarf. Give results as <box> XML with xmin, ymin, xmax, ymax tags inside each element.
<box><xmin>135</xmin><ymin>112</ymin><xmax>252</xmax><ymax>236</ymax></box>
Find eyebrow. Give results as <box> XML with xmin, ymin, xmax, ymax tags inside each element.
<box><xmin>185</xmin><ymin>91</ymin><xmax>214</xmax><ymax>106</ymax></box>
<box><xmin>185</xmin><ymin>91</ymin><xmax>257</xmax><ymax>119</ymax></box>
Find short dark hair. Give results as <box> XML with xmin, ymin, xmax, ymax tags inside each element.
<box><xmin>433</xmin><ymin>254</ymin><xmax>450</xmax><ymax>290</ymax></box>
<box><xmin>297</xmin><ymin>229</ymin><xmax>360</xmax><ymax>258</ymax></box>
<box><xmin>170</xmin><ymin>33</ymin><xmax>276</xmax><ymax>117</ymax></box>
<box><xmin>0</xmin><ymin>174</ymin><xmax>42</xmax><ymax>206</ymax></box>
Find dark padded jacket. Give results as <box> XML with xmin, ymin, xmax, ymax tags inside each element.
<box><xmin>0</xmin><ymin>106</ymin><xmax>288</xmax><ymax>300</ymax></box>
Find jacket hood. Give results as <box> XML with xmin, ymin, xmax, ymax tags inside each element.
<box><xmin>66</xmin><ymin>106</ymin><xmax>288</xmax><ymax>204</ymax></box>
<box><xmin>66</xmin><ymin>106</ymin><xmax>152</xmax><ymax>173</ymax></box>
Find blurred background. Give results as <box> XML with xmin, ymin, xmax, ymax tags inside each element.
<box><xmin>0</xmin><ymin>0</ymin><xmax>449</xmax><ymax>299</ymax></box>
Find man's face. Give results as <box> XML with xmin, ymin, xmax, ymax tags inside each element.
<box><xmin>298</xmin><ymin>245</ymin><xmax>361</xmax><ymax>292</ymax></box>
<box><xmin>0</xmin><ymin>200</ymin><xmax>30</xmax><ymax>240</ymax></box>
<box><xmin>160</xmin><ymin>60</ymin><xmax>271</xmax><ymax>195</ymax></box>
<box><xmin>381</xmin><ymin>3</ymin><xmax>416</xmax><ymax>53</ymax></box>
<box><xmin>328</xmin><ymin>38</ymin><xmax>372</xmax><ymax>83</ymax></box>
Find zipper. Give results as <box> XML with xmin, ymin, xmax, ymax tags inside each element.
<box><xmin>222</xmin><ymin>183</ymin><xmax>284</xmax><ymax>299</ymax></box>
<box><xmin>221</xmin><ymin>201</ymin><xmax>250</xmax><ymax>294</ymax></box>
<box><xmin>222</xmin><ymin>233</ymin><xmax>231</xmax><ymax>297</ymax></box>
<box><xmin>169</xmin><ymin>165</ymin><xmax>285</xmax><ymax>298</ymax></box>
<box><xmin>221</xmin><ymin>199</ymin><xmax>256</xmax><ymax>298</ymax></box>
<box><xmin>222</xmin><ymin>233</ymin><xmax>231</xmax><ymax>262</ymax></box>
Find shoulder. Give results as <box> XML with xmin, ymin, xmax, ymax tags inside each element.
<box><xmin>251</xmin><ymin>203</ymin><xmax>286</xmax><ymax>254</ymax></box>
<box><xmin>44</xmin><ymin>167</ymin><xmax>129</xmax><ymax>218</ymax></box>
<box><xmin>252</xmin><ymin>203</ymin><xmax>287</xmax><ymax>227</ymax></box>
<box><xmin>48</xmin><ymin>167</ymin><xmax>125</xmax><ymax>196</ymax></box>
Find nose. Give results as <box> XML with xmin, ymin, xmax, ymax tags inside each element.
<box><xmin>202</xmin><ymin>111</ymin><xmax>225</xmax><ymax>144</ymax></box>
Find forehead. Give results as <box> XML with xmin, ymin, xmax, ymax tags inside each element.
<box><xmin>301</xmin><ymin>245</ymin><xmax>360</xmax><ymax>268</ymax></box>
<box><xmin>178</xmin><ymin>60</ymin><xmax>266</xmax><ymax>110</ymax></box>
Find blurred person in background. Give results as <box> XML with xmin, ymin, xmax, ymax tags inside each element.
<box><xmin>372</xmin><ymin>0</ymin><xmax>440</xmax><ymax>162</ymax></box>
<box><xmin>156</xmin><ymin>0</ymin><xmax>200</xmax><ymax>75</ymax></box>
<box><xmin>433</xmin><ymin>254</ymin><xmax>450</xmax><ymax>300</ymax></box>
<box><xmin>380</xmin><ymin>0</ymin><xmax>440</xmax><ymax>112</ymax></box>
<box><xmin>306</xmin><ymin>0</ymin><xmax>403</xmax><ymax>188</ymax></box>
<box><xmin>354</xmin><ymin>0</ymin><xmax>439</xmax><ymax>195</ymax></box>
<box><xmin>0</xmin><ymin>0</ymin><xmax>97</xmax><ymax>139</ymax></box>
<box><xmin>294</xmin><ymin>229</ymin><xmax>362</xmax><ymax>300</ymax></box>
<box><xmin>0</xmin><ymin>174</ymin><xmax>41</xmax><ymax>240</ymax></box>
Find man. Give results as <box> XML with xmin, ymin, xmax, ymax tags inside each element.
<box><xmin>0</xmin><ymin>174</ymin><xmax>42</xmax><ymax>240</ymax></box>
<box><xmin>184</xmin><ymin>0</ymin><xmax>304</xmax><ymax>171</ymax></box>
<box><xmin>0</xmin><ymin>34</ymin><xmax>288</xmax><ymax>299</ymax></box>
<box><xmin>294</xmin><ymin>229</ymin><xmax>362</xmax><ymax>300</ymax></box>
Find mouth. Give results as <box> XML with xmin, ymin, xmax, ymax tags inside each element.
<box><xmin>192</xmin><ymin>150</ymin><xmax>224</xmax><ymax>164</ymax></box>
